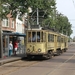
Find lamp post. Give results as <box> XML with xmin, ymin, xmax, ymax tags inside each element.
<box><xmin>28</xmin><ymin>7</ymin><xmax>32</xmax><ymax>29</ymax></box>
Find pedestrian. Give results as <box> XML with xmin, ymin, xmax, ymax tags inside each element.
<box><xmin>9</xmin><ymin>41</ymin><xmax>13</xmax><ymax>56</ymax></box>
<box><xmin>14</xmin><ymin>40</ymin><xmax>18</xmax><ymax>55</ymax></box>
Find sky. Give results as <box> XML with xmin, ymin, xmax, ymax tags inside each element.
<box><xmin>56</xmin><ymin>0</ymin><xmax>75</xmax><ymax>38</ymax></box>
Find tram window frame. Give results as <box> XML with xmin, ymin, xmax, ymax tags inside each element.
<box><xmin>43</xmin><ymin>32</ymin><xmax>46</xmax><ymax>42</ymax></box>
<box><xmin>61</xmin><ymin>38</ymin><xmax>63</xmax><ymax>43</ymax></box>
<box><xmin>32</xmin><ymin>32</ymin><xmax>36</xmax><ymax>42</ymax></box>
<box><xmin>28</xmin><ymin>31</ymin><xmax>46</xmax><ymax>42</ymax></box>
<box><xmin>57</xmin><ymin>36</ymin><xmax>61</xmax><ymax>42</ymax></box>
<box><xmin>63</xmin><ymin>38</ymin><xmax>65</xmax><ymax>42</ymax></box>
<box><xmin>50</xmin><ymin>34</ymin><xmax>54</xmax><ymax>42</ymax></box>
<box><xmin>52</xmin><ymin>34</ymin><xmax>54</xmax><ymax>42</ymax></box>
<box><xmin>28</xmin><ymin>32</ymin><xmax>32</xmax><ymax>42</ymax></box>
<box><xmin>37</xmin><ymin>32</ymin><xmax>40</xmax><ymax>42</ymax></box>
<box><xmin>48</xmin><ymin>34</ymin><xmax>54</xmax><ymax>42</ymax></box>
<box><xmin>64</xmin><ymin>38</ymin><xmax>67</xmax><ymax>42</ymax></box>
<box><xmin>28</xmin><ymin>31</ymin><xmax>41</xmax><ymax>42</ymax></box>
<box><xmin>48</xmin><ymin>34</ymin><xmax>50</xmax><ymax>42</ymax></box>
<box><xmin>41</xmin><ymin>32</ymin><xmax>43</xmax><ymax>42</ymax></box>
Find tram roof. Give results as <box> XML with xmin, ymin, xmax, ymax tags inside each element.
<box><xmin>27</xmin><ymin>28</ymin><xmax>59</xmax><ymax>33</ymax></box>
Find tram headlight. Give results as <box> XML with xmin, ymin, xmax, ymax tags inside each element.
<box><xmin>27</xmin><ymin>48</ymin><xmax>30</xmax><ymax>52</ymax></box>
<box><xmin>38</xmin><ymin>48</ymin><xmax>41</xmax><ymax>52</ymax></box>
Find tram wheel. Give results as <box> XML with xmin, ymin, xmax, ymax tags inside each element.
<box><xmin>57</xmin><ymin>50</ymin><xmax>60</xmax><ymax>56</ymax></box>
<box><xmin>46</xmin><ymin>51</ymin><xmax>52</xmax><ymax>59</ymax></box>
<box><xmin>27</xmin><ymin>55</ymin><xmax>32</xmax><ymax>60</ymax></box>
<box><xmin>64</xmin><ymin>49</ymin><xmax>66</xmax><ymax>52</ymax></box>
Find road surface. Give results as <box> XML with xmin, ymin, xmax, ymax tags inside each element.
<box><xmin>0</xmin><ymin>43</ymin><xmax>75</xmax><ymax>75</ymax></box>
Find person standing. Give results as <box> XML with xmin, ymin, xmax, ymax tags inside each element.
<box><xmin>14</xmin><ymin>40</ymin><xmax>18</xmax><ymax>55</ymax></box>
<box><xmin>9</xmin><ymin>41</ymin><xmax>13</xmax><ymax>56</ymax></box>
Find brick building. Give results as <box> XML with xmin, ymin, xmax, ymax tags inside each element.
<box><xmin>1</xmin><ymin>12</ymin><xmax>26</xmax><ymax>58</ymax></box>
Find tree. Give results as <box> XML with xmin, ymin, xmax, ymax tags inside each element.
<box><xmin>1</xmin><ymin>0</ymin><xmax>56</xmax><ymax>24</ymax></box>
<box><xmin>0</xmin><ymin>0</ymin><xmax>73</xmax><ymax>35</ymax></box>
<box><xmin>0</xmin><ymin>0</ymin><xmax>73</xmax><ymax>53</ymax></box>
<box><xmin>54</xmin><ymin>12</ymin><xmax>72</xmax><ymax>36</ymax></box>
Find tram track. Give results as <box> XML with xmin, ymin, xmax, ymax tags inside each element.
<box><xmin>0</xmin><ymin>55</ymin><xmax>73</xmax><ymax>75</ymax></box>
<box><xmin>0</xmin><ymin>45</ymin><xmax>75</xmax><ymax>75</ymax></box>
<box><xmin>0</xmin><ymin>59</ymin><xmax>40</xmax><ymax>75</ymax></box>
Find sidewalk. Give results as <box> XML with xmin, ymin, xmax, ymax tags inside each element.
<box><xmin>0</xmin><ymin>54</ymin><xmax>26</xmax><ymax>66</ymax></box>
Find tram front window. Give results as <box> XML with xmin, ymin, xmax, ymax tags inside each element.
<box><xmin>28</xmin><ymin>32</ymin><xmax>40</xmax><ymax>42</ymax></box>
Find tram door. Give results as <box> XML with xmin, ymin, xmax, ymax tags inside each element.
<box><xmin>54</xmin><ymin>35</ymin><xmax>57</xmax><ymax>51</ymax></box>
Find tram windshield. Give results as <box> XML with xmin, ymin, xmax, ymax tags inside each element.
<box><xmin>28</xmin><ymin>31</ymin><xmax>46</xmax><ymax>42</ymax></box>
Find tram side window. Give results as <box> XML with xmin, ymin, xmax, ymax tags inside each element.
<box><xmin>50</xmin><ymin>34</ymin><xmax>54</xmax><ymax>42</ymax></box>
<box><xmin>40</xmin><ymin>32</ymin><xmax>46</xmax><ymax>42</ymax></box>
<box><xmin>43</xmin><ymin>33</ymin><xmax>46</xmax><ymax>42</ymax></box>
<box><xmin>41</xmin><ymin>32</ymin><xmax>43</xmax><ymax>42</ymax></box>
<box><xmin>63</xmin><ymin>38</ymin><xmax>65</xmax><ymax>42</ymax></box>
<box><xmin>48</xmin><ymin>34</ymin><xmax>50</xmax><ymax>42</ymax></box>
<box><xmin>37</xmin><ymin>32</ymin><xmax>40</xmax><ymax>42</ymax></box>
<box><xmin>28</xmin><ymin>32</ymin><xmax>32</xmax><ymax>42</ymax></box>
<box><xmin>48</xmin><ymin>34</ymin><xmax>54</xmax><ymax>42</ymax></box>
<box><xmin>61</xmin><ymin>38</ymin><xmax>63</xmax><ymax>43</ymax></box>
<box><xmin>52</xmin><ymin>34</ymin><xmax>54</xmax><ymax>42</ymax></box>
<box><xmin>57</xmin><ymin>36</ymin><xmax>61</xmax><ymax>42</ymax></box>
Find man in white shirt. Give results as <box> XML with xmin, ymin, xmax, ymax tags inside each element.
<box><xmin>9</xmin><ymin>41</ymin><xmax>13</xmax><ymax>56</ymax></box>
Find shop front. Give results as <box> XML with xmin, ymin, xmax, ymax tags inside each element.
<box><xmin>2</xmin><ymin>32</ymin><xmax>26</xmax><ymax>58</ymax></box>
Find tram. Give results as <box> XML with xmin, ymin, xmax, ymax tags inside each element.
<box><xmin>25</xmin><ymin>26</ymin><xmax>68</xmax><ymax>59</ymax></box>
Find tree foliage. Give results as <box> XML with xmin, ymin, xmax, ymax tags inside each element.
<box><xmin>55</xmin><ymin>13</ymin><xmax>72</xmax><ymax>36</ymax></box>
<box><xmin>0</xmin><ymin>0</ymin><xmax>73</xmax><ymax>36</ymax></box>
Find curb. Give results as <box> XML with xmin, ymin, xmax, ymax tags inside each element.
<box><xmin>0</xmin><ymin>57</ymin><xmax>22</xmax><ymax>66</ymax></box>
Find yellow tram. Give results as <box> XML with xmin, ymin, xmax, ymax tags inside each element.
<box><xmin>26</xmin><ymin>27</ymin><xmax>68</xmax><ymax>59</ymax></box>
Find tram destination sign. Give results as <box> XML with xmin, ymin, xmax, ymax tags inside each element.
<box><xmin>31</xmin><ymin>25</ymin><xmax>40</xmax><ymax>29</ymax></box>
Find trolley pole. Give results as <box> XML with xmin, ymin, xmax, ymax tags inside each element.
<box><xmin>37</xmin><ymin>8</ymin><xmax>39</xmax><ymax>25</ymax></box>
<box><xmin>0</xmin><ymin>18</ymin><xmax>3</xmax><ymax>58</ymax></box>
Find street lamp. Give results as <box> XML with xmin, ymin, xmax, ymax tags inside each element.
<box><xmin>28</xmin><ymin>7</ymin><xmax>32</xmax><ymax>13</ymax></box>
<box><xmin>27</xmin><ymin>7</ymin><xmax>32</xmax><ymax>29</ymax></box>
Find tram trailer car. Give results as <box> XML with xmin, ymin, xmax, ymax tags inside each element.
<box><xmin>26</xmin><ymin>29</ymin><xmax>68</xmax><ymax>59</ymax></box>
<box><xmin>60</xmin><ymin>34</ymin><xmax>68</xmax><ymax>52</ymax></box>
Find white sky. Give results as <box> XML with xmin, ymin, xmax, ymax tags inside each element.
<box><xmin>56</xmin><ymin>0</ymin><xmax>75</xmax><ymax>38</ymax></box>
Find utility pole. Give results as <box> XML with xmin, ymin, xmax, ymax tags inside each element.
<box><xmin>0</xmin><ymin>18</ymin><xmax>3</xmax><ymax>58</ymax></box>
<box><xmin>0</xmin><ymin>0</ymin><xmax>3</xmax><ymax>58</ymax></box>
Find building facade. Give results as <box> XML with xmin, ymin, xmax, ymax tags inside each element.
<box><xmin>1</xmin><ymin>13</ymin><xmax>26</xmax><ymax>58</ymax></box>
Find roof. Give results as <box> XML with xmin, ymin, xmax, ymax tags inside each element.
<box><xmin>3</xmin><ymin>32</ymin><xmax>26</xmax><ymax>36</ymax></box>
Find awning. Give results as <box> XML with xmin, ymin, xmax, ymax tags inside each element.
<box><xmin>3</xmin><ymin>32</ymin><xmax>26</xmax><ymax>36</ymax></box>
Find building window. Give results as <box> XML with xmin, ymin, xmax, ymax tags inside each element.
<box><xmin>11</xmin><ymin>20</ymin><xmax>14</xmax><ymax>28</ymax></box>
<box><xmin>2</xmin><ymin>19</ymin><xmax>9</xmax><ymax>27</ymax></box>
